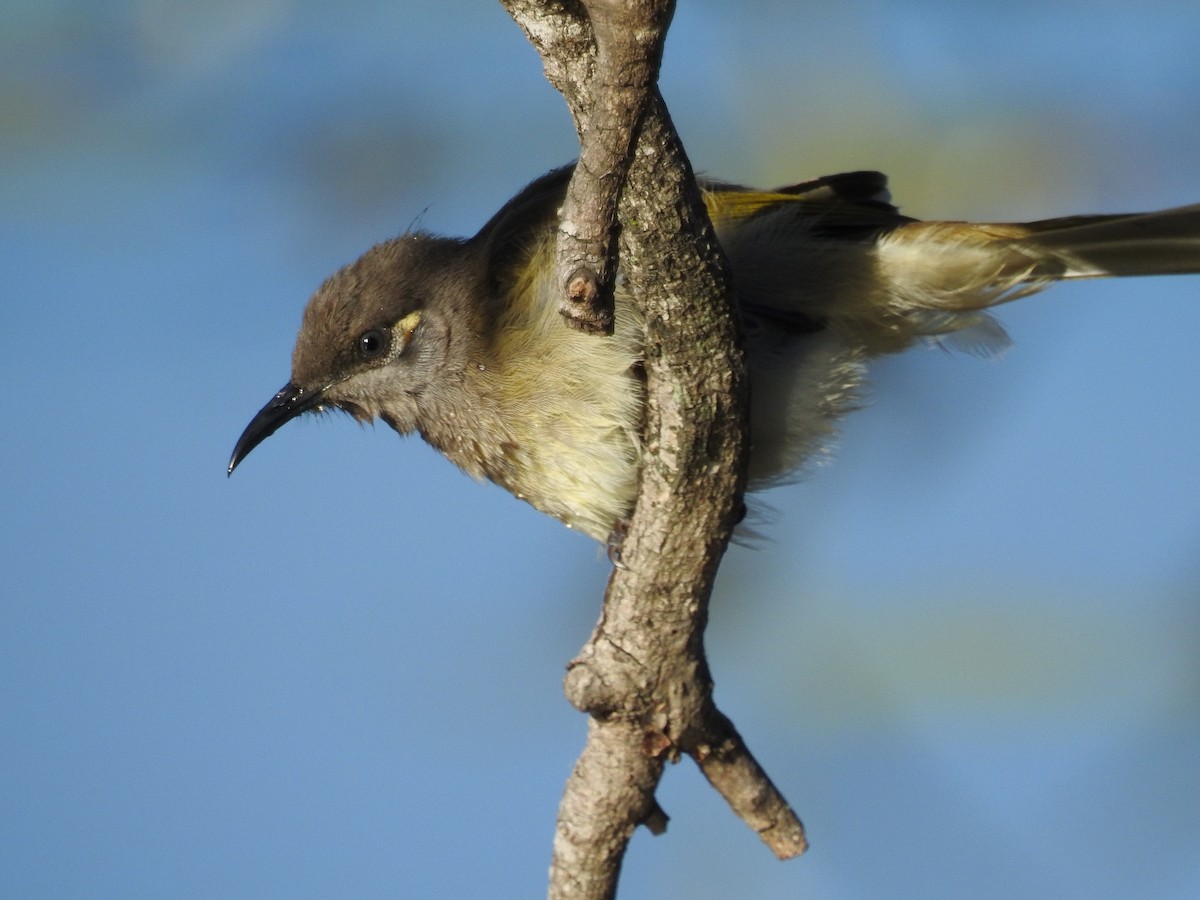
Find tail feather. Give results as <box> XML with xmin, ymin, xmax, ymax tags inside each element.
<box><xmin>1011</xmin><ymin>203</ymin><xmax>1200</xmax><ymax>279</ymax></box>
<box><xmin>875</xmin><ymin>203</ymin><xmax>1200</xmax><ymax>322</ymax></box>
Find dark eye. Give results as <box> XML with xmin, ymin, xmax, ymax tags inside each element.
<box><xmin>357</xmin><ymin>328</ymin><xmax>389</xmax><ymax>359</ymax></box>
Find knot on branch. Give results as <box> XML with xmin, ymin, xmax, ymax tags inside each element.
<box><xmin>563</xmin><ymin>632</ymin><xmax>711</xmax><ymax>749</ymax></box>
<box><xmin>562</xmin><ymin>630</ymin><xmax>654</xmax><ymax>716</ymax></box>
<box><xmin>562</xmin><ymin>266</ymin><xmax>616</xmax><ymax>334</ymax></box>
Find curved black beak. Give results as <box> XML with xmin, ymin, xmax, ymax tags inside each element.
<box><xmin>227</xmin><ymin>381</ymin><xmax>323</xmax><ymax>475</ymax></box>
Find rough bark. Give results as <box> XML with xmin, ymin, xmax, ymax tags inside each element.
<box><xmin>499</xmin><ymin>3</ymin><xmax>808</xmax><ymax>897</ymax></box>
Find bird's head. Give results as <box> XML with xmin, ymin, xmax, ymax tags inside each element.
<box><xmin>228</xmin><ymin>233</ymin><xmax>482</xmax><ymax>475</ymax></box>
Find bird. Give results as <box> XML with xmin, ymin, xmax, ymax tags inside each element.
<box><xmin>228</xmin><ymin>165</ymin><xmax>1200</xmax><ymax>541</ymax></box>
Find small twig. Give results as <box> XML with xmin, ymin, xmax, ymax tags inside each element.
<box><xmin>691</xmin><ymin>708</ymin><xmax>808</xmax><ymax>859</ymax></box>
<box><xmin>552</xmin><ymin>0</ymin><xmax>671</xmax><ymax>333</ymax></box>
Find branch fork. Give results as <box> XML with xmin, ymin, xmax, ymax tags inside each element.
<box><xmin>499</xmin><ymin>2</ymin><xmax>807</xmax><ymax>896</ymax></box>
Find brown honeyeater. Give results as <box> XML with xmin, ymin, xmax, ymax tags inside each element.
<box><xmin>229</xmin><ymin>165</ymin><xmax>1200</xmax><ymax>540</ymax></box>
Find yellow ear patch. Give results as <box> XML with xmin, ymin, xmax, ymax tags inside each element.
<box><xmin>395</xmin><ymin>311</ymin><xmax>422</xmax><ymax>349</ymax></box>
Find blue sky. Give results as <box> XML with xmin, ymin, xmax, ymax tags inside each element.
<box><xmin>3</xmin><ymin>2</ymin><xmax>1199</xmax><ymax>897</ymax></box>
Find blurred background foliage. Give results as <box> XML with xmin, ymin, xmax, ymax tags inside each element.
<box><xmin>2</xmin><ymin>2</ymin><xmax>1199</xmax><ymax>898</ymax></box>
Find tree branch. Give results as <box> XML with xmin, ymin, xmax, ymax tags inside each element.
<box><xmin>500</xmin><ymin>2</ymin><xmax>807</xmax><ymax>896</ymax></box>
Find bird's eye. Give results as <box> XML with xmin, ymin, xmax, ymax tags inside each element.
<box><xmin>357</xmin><ymin>328</ymin><xmax>389</xmax><ymax>359</ymax></box>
